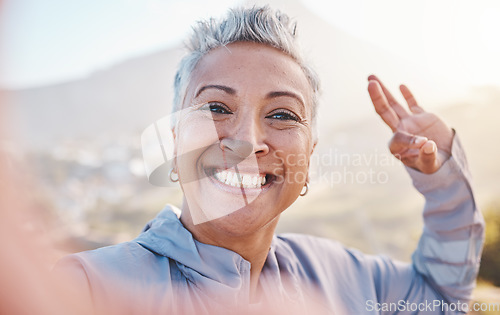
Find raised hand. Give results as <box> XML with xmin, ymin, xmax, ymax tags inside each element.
<box><xmin>367</xmin><ymin>75</ymin><xmax>454</xmax><ymax>174</ymax></box>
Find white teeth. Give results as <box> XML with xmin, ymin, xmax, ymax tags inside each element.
<box><xmin>231</xmin><ymin>173</ymin><xmax>239</xmax><ymax>187</ymax></box>
<box><xmin>217</xmin><ymin>171</ymin><xmax>227</xmax><ymax>182</ymax></box>
<box><xmin>224</xmin><ymin>172</ymin><xmax>232</xmax><ymax>185</ymax></box>
<box><xmin>213</xmin><ymin>170</ymin><xmax>267</xmax><ymax>189</ymax></box>
<box><xmin>252</xmin><ymin>176</ymin><xmax>258</xmax><ymax>186</ymax></box>
<box><xmin>242</xmin><ymin>175</ymin><xmax>251</xmax><ymax>186</ymax></box>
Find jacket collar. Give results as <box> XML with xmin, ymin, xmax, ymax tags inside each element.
<box><xmin>134</xmin><ymin>205</ymin><xmax>301</xmax><ymax>305</ymax></box>
<box><xmin>135</xmin><ymin>205</ymin><xmax>251</xmax><ymax>301</ymax></box>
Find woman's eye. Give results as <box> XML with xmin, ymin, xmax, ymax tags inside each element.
<box><xmin>267</xmin><ymin>110</ymin><xmax>300</xmax><ymax>122</ymax></box>
<box><xmin>207</xmin><ymin>102</ymin><xmax>232</xmax><ymax>115</ymax></box>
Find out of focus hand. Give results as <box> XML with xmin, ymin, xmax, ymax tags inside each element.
<box><xmin>367</xmin><ymin>75</ymin><xmax>454</xmax><ymax>174</ymax></box>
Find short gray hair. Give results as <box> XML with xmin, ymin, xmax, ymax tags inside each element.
<box><xmin>172</xmin><ymin>5</ymin><xmax>320</xmax><ymax>129</ymax></box>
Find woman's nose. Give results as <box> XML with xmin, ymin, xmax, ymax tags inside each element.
<box><xmin>219</xmin><ymin>117</ymin><xmax>269</xmax><ymax>158</ymax></box>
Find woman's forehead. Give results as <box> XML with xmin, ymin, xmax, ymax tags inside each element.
<box><xmin>187</xmin><ymin>42</ymin><xmax>313</xmax><ymax>102</ymax></box>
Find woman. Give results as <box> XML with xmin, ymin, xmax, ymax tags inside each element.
<box><xmin>56</xmin><ymin>6</ymin><xmax>484</xmax><ymax>314</ymax></box>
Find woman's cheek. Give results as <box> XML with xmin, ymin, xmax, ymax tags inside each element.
<box><xmin>272</xmin><ymin>141</ymin><xmax>310</xmax><ymax>186</ymax></box>
<box><xmin>175</xmin><ymin>117</ymin><xmax>220</xmax><ymax>184</ymax></box>
<box><xmin>177</xmin><ymin>117</ymin><xmax>220</xmax><ymax>156</ymax></box>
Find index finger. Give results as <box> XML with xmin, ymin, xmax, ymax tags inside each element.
<box><xmin>368</xmin><ymin>80</ymin><xmax>399</xmax><ymax>132</ymax></box>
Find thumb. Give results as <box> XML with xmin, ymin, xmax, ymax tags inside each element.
<box><xmin>416</xmin><ymin>140</ymin><xmax>440</xmax><ymax>174</ymax></box>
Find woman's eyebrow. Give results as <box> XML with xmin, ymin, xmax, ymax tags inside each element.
<box><xmin>266</xmin><ymin>91</ymin><xmax>305</xmax><ymax>107</ymax></box>
<box><xmin>195</xmin><ymin>85</ymin><xmax>236</xmax><ymax>98</ymax></box>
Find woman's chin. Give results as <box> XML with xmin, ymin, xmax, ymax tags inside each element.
<box><xmin>205</xmin><ymin>207</ymin><xmax>280</xmax><ymax>238</ymax></box>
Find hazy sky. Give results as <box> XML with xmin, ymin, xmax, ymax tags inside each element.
<box><xmin>1</xmin><ymin>0</ymin><xmax>500</xmax><ymax>89</ymax></box>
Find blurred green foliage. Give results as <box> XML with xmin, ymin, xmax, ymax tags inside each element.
<box><xmin>478</xmin><ymin>201</ymin><xmax>500</xmax><ymax>287</ymax></box>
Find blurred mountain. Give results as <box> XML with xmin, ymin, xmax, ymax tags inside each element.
<box><xmin>4</xmin><ymin>0</ymin><xmax>457</xmax><ymax>150</ymax></box>
<box><xmin>4</xmin><ymin>47</ymin><xmax>184</xmax><ymax>149</ymax></box>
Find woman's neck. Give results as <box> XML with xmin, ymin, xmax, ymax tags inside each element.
<box><xmin>179</xmin><ymin>205</ymin><xmax>279</xmax><ymax>300</ymax></box>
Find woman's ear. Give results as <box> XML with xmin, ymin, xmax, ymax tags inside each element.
<box><xmin>171</xmin><ymin>127</ymin><xmax>178</xmax><ymax>171</ymax></box>
<box><xmin>306</xmin><ymin>140</ymin><xmax>317</xmax><ymax>184</ymax></box>
<box><xmin>311</xmin><ymin>140</ymin><xmax>317</xmax><ymax>156</ymax></box>
<box><xmin>308</xmin><ymin>140</ymin><xmax>317</xmax><ymax>167</ymax></box>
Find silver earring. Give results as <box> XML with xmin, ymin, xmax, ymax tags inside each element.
<box><xmin>300</xmin><ymin>182</ymin><xmax>309</xmax><ymax>196</ymax></box>
<box><xmin>169</xmin><ymin>168</ymin><xmax>179</xmax><ymax>182</ymax></box>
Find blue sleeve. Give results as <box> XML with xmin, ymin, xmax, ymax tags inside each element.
<box><xmin>374</xmin><ymin>133</ymin><xmax>484</xmax><ymax>313</ymax></box>
<box><xmin>406</xmin><ymin>134</ymin><xmax>484</xmax><ymax>302</ymax></box>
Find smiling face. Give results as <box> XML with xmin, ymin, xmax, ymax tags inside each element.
<box><xmin>175</xmin><ymin>41</ymin><xmax>316</xmax><ymax>238</ymax></box>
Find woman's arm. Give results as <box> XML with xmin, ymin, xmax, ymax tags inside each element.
<box><xmin>407</xmin><ymin>133</ymin><xmax>484</xmax><ymax>304</ymax></box>
<box><xmin>366</xmin><ymin>75</ymin><xmax>485</xmax><ymax>310</ymax></box>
